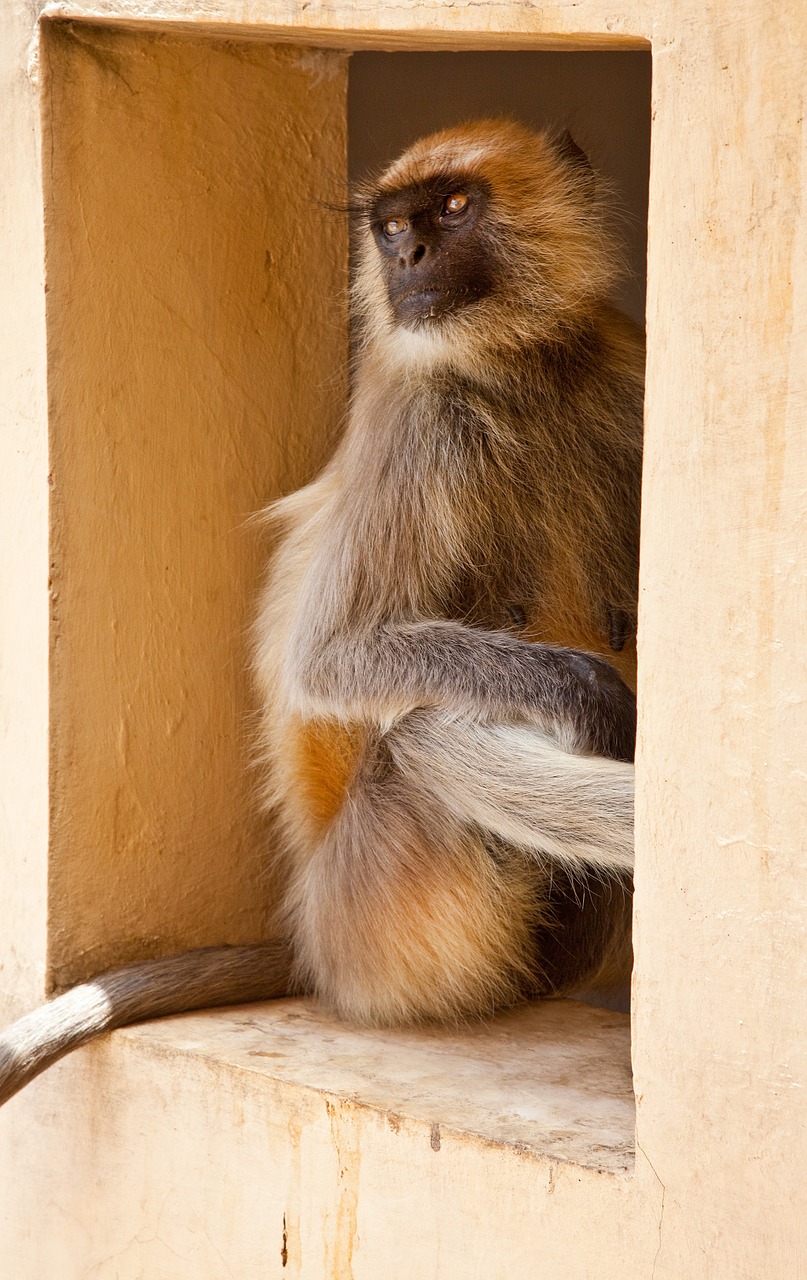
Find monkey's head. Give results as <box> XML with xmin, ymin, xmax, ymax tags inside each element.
<box><xmin>354</xmin><ymin>119</ymin><xmax>621</xmax><ymax>364</ymax></box>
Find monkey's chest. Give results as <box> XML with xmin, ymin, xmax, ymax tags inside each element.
<box><xmin>449</xmin><ymin>556</ymin><xmax>637</xmax><ymax>690</ymax></box>
<box><xmin>447</xmin><ymin>544</ymin><xmax>575</xmax><ymax>637</ymax></box>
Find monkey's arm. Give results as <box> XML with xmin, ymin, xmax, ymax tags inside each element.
<box><xmin>296</xmin><ymin>617</ymin><xmax>635</xmax><ymax>763</ymax></box>
<box><xmin>0</xmin><ymin>941</ymin><xmax>293</xmax><ymax>1106</ymax></box>
<box><xmin>280</xmin><ymin>414</ymin><xmax>636</xmax><ymax>761</ymax></box>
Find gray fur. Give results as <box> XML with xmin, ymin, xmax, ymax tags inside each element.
<box><xmin>0</xmin><ymin>119</ymin><xmax>644</xmax><ymax>1104</ymax></box>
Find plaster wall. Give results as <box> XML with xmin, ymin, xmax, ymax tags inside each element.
<box><xmin>633</xmin><ymin>6</ymin><xmax>807</xmax><ymax>1270</ymax></box>
<box><xmin>1</xmin><ymin>1000</ymin><xmax>662</xmax><ymax>1280</ymax></box>
<box><xmin>0</xmin><ymin>0</ymin><xmax>50</xmax><ymax>1012</ymax></box>
<box><xmin>0</xmin><ymin>2</ymin><xmax>804</xmax><ymax>1277</ymax></box>
<box><xmin>42</xmin><ymin>23</ymin><xmax>348</xmax><ymax>987</ymax></box>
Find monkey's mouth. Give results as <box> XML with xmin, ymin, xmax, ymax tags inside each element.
<box><xmin>393</xmin><ymin>287</ymin><xmax>465</xmax><ymax>324</ymax></box>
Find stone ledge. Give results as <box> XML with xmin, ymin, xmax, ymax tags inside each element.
<box><xmin>119</xmin><ymin>994</ymin><xmax>635</xmax><ymax>1173</ymax></box>
<box><xmin>0</xmin><ymin>995</ymin><xmax>640</xmax><ymax>1277</ymax></box>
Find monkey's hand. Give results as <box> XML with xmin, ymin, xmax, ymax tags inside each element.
<box><xmin>554</xmin><ymin>648</ymin><xmax>636</xmax><ymax>763</ymax></box>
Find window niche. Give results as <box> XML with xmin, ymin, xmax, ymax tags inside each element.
<box><xmin>39</xmin><ymin>24</ymin><xmax>648</xmax><ymax>1173</ymax></box>
<box><xmin>4</xmin><ymin>3</ymin><xmax>800</xmax><ymax>1275</ymax></box>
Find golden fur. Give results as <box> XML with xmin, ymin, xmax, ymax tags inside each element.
<box><xmin>0</xmin><ymin>119</ymin><xmax>643</xmax><ymax>1103</ymax></box>
<box><xmin>253</xmin><ymin>120</ymin><xmax>642</xmax><ymax>1024</ymax></box>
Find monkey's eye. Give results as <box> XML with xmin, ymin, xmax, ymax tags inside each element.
<box><xmin>442</xmin><ymin>192</ymin><xmax>469</xmax><ymax>217</ymax></box>
<box><xmin>383</xmin><ymin>217</ymin><xmax>408</xmax><ymax>237</ymax></box>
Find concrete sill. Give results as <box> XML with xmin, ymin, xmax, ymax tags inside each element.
<box><xmin>117</xmin><ymin>994</ymin><xmax>635</xmax><ymax>1174</ymax></box>
<box><xmin>3</xmin><ymin>995</ymin><xmax>636</xmax><ymax>1274</ymax></box>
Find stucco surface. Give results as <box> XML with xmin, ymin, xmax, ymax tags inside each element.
<box><xmin>633</xmin><ymin>6</ymin><xmax>807</xmax><ymax>1272</ymax></box>
<box><xmin>0</xmin><ymin>999</ymin><xmax>656</xmax><ymax>1279</ymax></box>
<box><xmin>115</xmin><ymin>996</ymin><xmax>636</xmax><ymax>1169</ymax></box>
<box><xmin>0</xmin><ymin>1</ymin><xmax>50</xmax><ymax>1011</ymax></box>
<box><xmin>42</xmin><ymin>23</ymin><xmax>348</xmax><ymax>985</ymax></box>
<box><xmin>0</xmin><ymin>1</ymin><xmax>805</xmax><ymax>1276</ymax></box>
<box><xmin>40</xmin><ymin>0</ymin><xmax>652</xmax><ymax>47</ymax></box>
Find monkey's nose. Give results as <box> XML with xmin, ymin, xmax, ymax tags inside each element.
<box><xmin>399</xmin><ymin>243</ymin><xmax>427</xmax><ymax>269</ymax></box>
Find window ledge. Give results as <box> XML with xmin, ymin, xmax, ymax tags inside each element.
<box><xmin>1</xmin><ymin>994</ymin><xmax>636</xmax><ymax>1273</ymax></box>
<box><xmin>119</xmin><ymin>994</ymin><xmax>635</xmax><ymax>1174</ymax></box>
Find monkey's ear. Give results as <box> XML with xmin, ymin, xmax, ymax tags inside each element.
<box><xmin>554</xmin><ymin>131</ymin><xmax>596</xmax><ymax>193</ymax></box>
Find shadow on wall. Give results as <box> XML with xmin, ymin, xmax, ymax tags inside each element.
<box><xmin>349</xmin><ymin>51</ymin><xmax>651</xmax><ymax>327</ymax></box>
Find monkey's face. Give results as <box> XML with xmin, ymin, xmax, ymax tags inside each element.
<box><xmin>369</xmin><ymin>176</ymin><xmax>493</xmax><ymax>327</ymax></box>
<box><xmin>354</xmin><ymin>120</ymin><xmax>620</xmax><ymax>358</ymax></box>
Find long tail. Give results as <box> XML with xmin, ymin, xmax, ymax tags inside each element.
<box><xmin>0</xmin><ymin>940</ymin><xmax>293</xmax><ymax>1106</ymax></box>
<box><xmin>387</xmin><ymin>708</ymin><xmax>635</xmax><ymax>875</ymax></box>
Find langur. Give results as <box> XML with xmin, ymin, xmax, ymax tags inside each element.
<box><xmin>0</xmin><ymin>119</ymin><xmax>644</xmax><ymax>1104</ymax></box>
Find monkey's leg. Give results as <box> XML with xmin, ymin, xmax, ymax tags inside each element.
<box><xmin>288</xmin><ymin>713</ymin><xmax>632</xmax><ymax>1025</ymax></box>
<box><xmin>0</xmin><ymin>941</ymin><xmax>293</xmax><ymax>1107</ymax></box>
<box><xmin>537</xmin><ymin>863</ymin><xmax>633</xmax><ymax>1000</ymax></box>
<box><xmin>386</xmin><ymin>708</ymin><xmax>634</xmax><ymax>876</ymax></box>
<box><xmin>286</xmin><ymin>776</ymin><xmax>544</xmax><ymax>1027</ymax></box>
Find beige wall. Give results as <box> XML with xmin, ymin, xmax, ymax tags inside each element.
<box><xmin>0</xmin><ymin>0</ymin><xmax>50</xmax><ymax>1014</ymax></box>
<box><xmin>0</xmin><ymin>2</ymin><xmax>805</xmax><ymax>1277</ymax></box>
<box><xmin>42</xmin><ymin>23</ymin><xmax>348</xmax><ymax>987</ymax></box>
<box><xmin>635</xmin><ymin>7</ymin><xmax>807</xmax><ymax>1268</ymax></box>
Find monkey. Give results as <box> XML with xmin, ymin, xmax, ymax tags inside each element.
<box><xmin>0</xmin><ymin>118</ymin><xmax>643</xmax><ymax>1105</ymax></box>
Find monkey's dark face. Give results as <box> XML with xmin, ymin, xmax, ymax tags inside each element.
<box><xmin>370</xmin><ymin>175</ymin><xmax>493</xmax><ymax>327</ymax></box>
